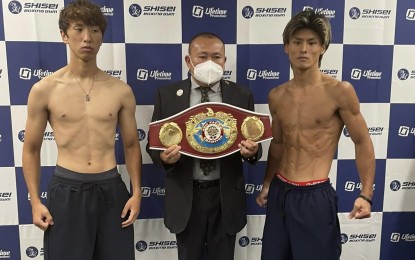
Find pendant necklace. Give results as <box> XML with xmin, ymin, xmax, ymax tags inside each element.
<box><xmin>71</xmin><ymin>70</ymin><xmax>97</xmax><ymax>102</ymax></box>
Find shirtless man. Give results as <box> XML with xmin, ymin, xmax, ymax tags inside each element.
<box><xmin>256</xmin><ymin>10</ymin><xmax>375</xmax><ymax>260</ymax></box>
<box><xmin>22</xmin><ymin>1</ymin><xmax>141</xmax><ymax>259</ymax></box>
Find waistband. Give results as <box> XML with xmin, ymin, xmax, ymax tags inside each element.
<box><xmin>274</xmin><ymin>174</ymin><xmax>331</xmax><ymax>191</ymax></box>
<box><xmin>193</xmin><ymin>179</ymin><xmax>220</xmax><ymax>189</ymax></box>
<box><xmin>53</xmin><ymin>165</ymin><xmax>120</xmax><ymax>185</ymax></box>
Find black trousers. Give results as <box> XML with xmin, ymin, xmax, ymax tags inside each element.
<box><xmin>176</xmin><ymin>182</ymin><xmax>236</xmax><ymax>260</ymax></box>
<box><xmin>44</xmin><ymin>166</ymin><xmax>135</xmax><ymax>260</ymax></box>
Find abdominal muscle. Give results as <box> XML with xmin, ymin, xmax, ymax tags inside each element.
<box><xmin>278</xmin><ymin>126</ymin><xmax>341</xmax><ymax>182</ymax></box>
<box><xmin>51</xmin><ymin>113</ymin><xmax>118</xmax><ymax>174</ymax></box>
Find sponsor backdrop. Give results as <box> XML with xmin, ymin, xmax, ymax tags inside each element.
<box><xmin>0</xmin><ymin>0</ymin><xmax>414</xmax><ymax>259</ymax></box>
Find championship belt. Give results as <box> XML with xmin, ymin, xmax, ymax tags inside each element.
<box><xmin>148</xmin><ymin>102</ymin><xmax>273</xmax><ymax>159</ymax></box>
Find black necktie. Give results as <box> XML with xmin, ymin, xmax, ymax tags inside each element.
<box><xmin>199</xmin><ymin>87</ymin><xmax>216</xmax><ymax>176</ymax></box>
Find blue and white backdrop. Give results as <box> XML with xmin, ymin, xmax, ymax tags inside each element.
<box><xmin>0</xmin><ymin>0</ymin><xmax>414</xmax><ymax>259</ymax></box>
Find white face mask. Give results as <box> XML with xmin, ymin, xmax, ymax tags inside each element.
<box><xmin>190</xmin><ymin>59</ymin><xmax>224</xmax><ymax>85</ymax></box>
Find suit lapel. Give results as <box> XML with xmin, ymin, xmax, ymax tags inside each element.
<box><xmin>220</xmin><ymin>80</ymin><xmax>233</xmax><ymax>105</ymax></box>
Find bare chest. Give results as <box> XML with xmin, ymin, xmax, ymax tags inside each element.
<box><xmin>48</xmin><ymin>85</ymin><xmax>121</xmax><ymax>125</ymax></box>
<box><xmin>277</xmin><ymin>90</ymin><xmax>340</xmax><ymax>129</ymax></box>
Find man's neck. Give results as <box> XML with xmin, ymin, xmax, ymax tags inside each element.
<box><xmin>68</xmin><ymin>59</ymin><xmax>98</xmax><ymax>78</ymax></box>
<box><xmin>292</xmin><ymin>67</ymin><xmax>322</xmax><ymax>87</ymax></box>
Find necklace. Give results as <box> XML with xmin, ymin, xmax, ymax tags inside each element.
<box><xmin>71</xmin><ymin>70</ymin><xmax>97</xmax><ymax>102</ymax></box>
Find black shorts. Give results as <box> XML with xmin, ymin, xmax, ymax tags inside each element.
<box><xmin>261</xmin><ymin>176</ymin><xmax>341</xmax><ymax>260</ymax></box>
<box><xmin>44</xmin><ymin>166</ymin><xmax>135</xmax><ymax>260</ymax></box>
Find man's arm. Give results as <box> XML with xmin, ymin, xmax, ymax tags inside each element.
<box><xmin>337</xmin><ymin>81</ymin><xmax>375</xmax><ymax>219</ymax></box>
<box><xmin>22</xmin><ymin>82</ymin><xmax>54</xmax><ymax>230</ymax></box>
<box><xmin>256</xmin><ymin>89</ymin><xmax>283</xmax><ymax>207</ymax></box>
<box><xmin>118</xmin><ymin>85</ymin><xmax>142</xmax><ymax>227</ymax></box>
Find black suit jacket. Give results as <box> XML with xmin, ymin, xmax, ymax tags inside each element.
<box><xmin>146</xmin><ymin>78</ymin><xmax>261</xmax><ymax>235</ymax></box>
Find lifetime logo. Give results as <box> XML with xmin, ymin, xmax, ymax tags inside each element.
<box><xmin>391</xmin><ymin>233</ymin><xmax>415</xmax><ymax>242</ymax></box>
<box><xmin>192</xmin><ymin>5</ymin><xmax>227</xmax><ymax>18</ymax></box>
<box><xmin>398</xmin><ymin>126</ymin><xmax>415</xmax><ymax>137</ymax></box>
<box><xmin>351</xmin><ymin>68</ymin><xmax>382</xmax><ymax>80</ymax></box>
<box><xmin>245</xmin><ymin>183</ymin><xmax>262</xmax><ymax>194</ymax></box>
<box><xmin>406</xmin><ymin>9</ymin><xmax>415</xmax><ymax>20</ymax></box>
<box><xmin>303</xmin><ymin>6</ymin><xmax>336</xmax><ymax>19</ymax></box>
<box><xmin>345</xmin><ymin>181</ymin><xmax>375</xmax><ymax>192</ymax></box>
<box><xmin>100</xmin><ymin>6</ymin><xmax>114</xmax><ymax>16</ymax></box>
<box><xmin>0</xmin><ymin>250</ymin><xmax>11</xmax><ymax>258</ymax></box>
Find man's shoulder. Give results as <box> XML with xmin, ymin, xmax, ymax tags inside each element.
<box><xmin>221</xmin><ymin>79</ymin><xmax>250</xmax><ymax>93</ymax></box>
<box><xmin>32</xmin><ymin>67</ymin><xmax>66</xmax><ymax>91</ymax></box>
<box><xmin>158</xmin><ymin>78</ymin><xmax>189</xmax><ymax>92</ymax></box>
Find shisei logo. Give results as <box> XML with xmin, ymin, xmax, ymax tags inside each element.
<box><xmin>345</xmin><ymin>181</ymin><xmax>375</xmax><ymax>192</ymax></box>
<box><xmin>347</xmin><ymin>233</ymin><xmax>377</xmax><ymax>243</ymax></box>
<box><xmin>398</xmin><ymin>69</ymin><xmax>409</xmax><ymax>80</ymax></box>
<box><xmin>8</xmin><ymin>1</ymin><xmax>22</xmax><ymax>14</ymax></box>
<box><xmin>303</xmin><ymin>6</ymin><xmax>336</xmax><ymax>19</ymax></box>
<box><xmin>398</xmin><ymin>126</ymin><xmax>415</xmax><ymax>137</ymax></box>
<box><xmin>137</xmin><ymin>129</ymin><xmax>146</xmax><ymax>141</ymax></box>
<box><xmin>9</xmin><ymin>1</ymin><xmax>59</xmax><ymax>14</ymax></box>
<box><xmin>136</xmin><ymin>240</ymin><xmax>177</xmax><ymax>250</ymax></box>
<box><xmin>238</xmin><ymin>236</ymin><xmax>262</xmax><ymax>247</ymax></box>
<box><xmin>242</xmin><ymin>6</ymin><xmax>286</xmax><ymax>19</ymax></box>
<box><xmin>192</xmin><ymin>5</ymin><xmax>227</xmax><ymax>18</ymax></box>
<box><xmin>350</xmin><ymin>7</ymin><xmax>391</xmax><ymax>19</ymax></box>
<box><xmin>18</xmin><ymin>130</ymin><xmax>25</xmax><ymax>142</ymax></box>
<box><xmin>0</xmin><ymin>250</ymin><xmax>11</xmax><ymax>258</ymax></box>
<box><xmin>241</xmin><ymin>6</ymin><xmax>254</xmax><ymax>19</ymax></box>
<box><xmin>105</xmin><ymin>70</ymin><xmax>122</xmax><ymax>79</ymax></box>
<box><xmin>18</xmin><ymin>130</ymin><xmax>54</xmax><ymax>142</ymax></box>
<box><xmin>390</xmin><ymin>180</ymin><xmax>401</xmax><ymax>191</ymax></box>
<box><xmin>320</xmin><ymin>69</ymin><xmax>339</xmax><ymax>78</ymax></box>
<box><xmin>343</xmin><ymin>126</ymin><xmax>383</xmax><ymax>137</ymax></box>
<box><xmin>135</xmin><ymin>240</ymin><xmax>148</xmax><ymax>252</ymax></box>
<box><xmin>340</xmin><ymin>233</ymin><xmax>348</xmax><ymax>244</ymax></box>
<box><xmin>247</xmin><ymin>69</ymin><xmax>279</xmax><ymax>80</ymax></box>
<box><xmin>391</xmin><ymin>232</ymin><xmax>415</xmax><ymax>242</ymax></box>
<box><xmin>245</xmin><ymin>183</ymin><xmax>262</xmax><ymax>194</ymax></box>
<box><xmin>136</xmin><ymin>69</ymin><xmax>172</xmax><ymax>81</ymax></box>
<box><xmin>351</xmin><ymin>68</ymin><xmax>382</xmax><ymax>80</ymax></box>
<box><xmin>223</xmin><ymin>70</ymin><xmax>232</xmax><ymax>80</ymax></box>
<box><xmin>406</xmin><ymin>9</ymin><xmax>415</xmax><ymax>20</ymax></box>
<box><xmin>19</xmin><ymin>68</ymin><xmax>54</xmax><ymax>80</ymax></box>
<box><xmin>239</xmin><ymin>236</ymin><xmax>250</xmax><ymax>247</ymax></box>
<box><xmin>0</xmin><ymin>133</ymin><xmax>2</xmax><ymax>143</ymax></box>
<box><xmin>349</xmin><ymin>7</ymin><xmax>361</xmax><ymax>19</ymax></box>
<box><xmin>26</xmin><ymin>246</ymin><xmax>40</xmax><ymax>258</ymax></box>
<box><xmin>129</xmin><ymin>4</ymin><xmax>142</xmax><ymax>17</ymax></box>
<box><xmin>100</xmin><ymin>5</ymin><xmax>114</xmax><ymax>16</ymax></box>
<box><xmin>390</xmin><ymin>180</ymin><xmax>415</xmax><ymax>191</ymax></box>
<box><xmin>0</xmin><ymin>192</ymin><xmax>12</xmax><ymax>202</ymax></box>
<box><xmin>129</xmin><ymin>5</ymin><xmax>176</xmax><ymax>17</ymax></box>
<box><xmin>397</xmin><ymin>68</ymin><xmax>415</xmax><ymax>80</ymax></box>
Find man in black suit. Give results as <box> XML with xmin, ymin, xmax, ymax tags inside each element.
<box><xmin>146</xmin><ymin>32</ymin><xmax>261</xmax><ymax>260</ymax></box>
